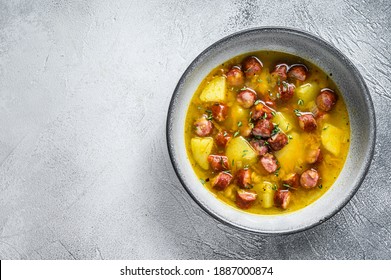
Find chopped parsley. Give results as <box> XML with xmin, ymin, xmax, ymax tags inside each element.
<box><xmin>223</xmin><ymin>131</ymin><xmax>228</xmax><ymax>137</ymax></box>
<box><xmin>271</xmin><ymin>111</ymin><xmax>276</xmax><ymax>117</ymax></box>
<box><xmin>257</xmin><ymin>78</ymin><xmax>263</xmax><ymax>83</ymax></box>
<box><xmin>271</xmin><ymin>124</ymin><xmax>280</xmax><ymax>136</ymax></box>
<box><xmin>205</xmin><ymin>109</ymin><xmax>213</xmax><ymax>120</ymax></box>
<box><xmin>272</xmin><ymin>184</ymin><xmax>278</xmax><ymax>191</ymax></box>
<box><xmin>234</xmin><ymin>131</ymin><xmax>240</xmax><ymax>137</ymax></box>
<box><xmin>274</xmin><ymin>167</ymin><xmax>281</xmax><ymax>177</ymax></box>
<box><xmin>298</xmin><ymin>99</ymin><xmax>304</xmax><ymax>106</ymax></box>
<box><xmin>318</xmin><ymin>184</ymin><xmax>323</xmax><ymax>189</ymax></box>
<box><xmin>254</xmin><ymin>99</ymin><xmax>261</xmax><ymax>105</ymax></box>
<box><xmin>323</xmin><ymin>126</ymin><xmax>329</xmax><ymax>130</ymax></box>
<box><xmin>283</xmin><ymin>183</ymin><xmax>297</xmax><ymax>190</ymax></box>
<box><xmin>237</xmin><ymin>121</ymin><xmax>242</xmax><ymax>127</ymax></box>
<box><xmin>288</xmin><ymin>135</ymin><xmax>293</xmax><ymax>139</ymax></box>
<box><xmin>294</xmin><ymin>109</ymin><xmax>301</xmax><ymax>117</ymax></box>
<box><xmin>200</xmin><ymin>179</ymin><xmax>206</xmax><ymax>184</ymax></box>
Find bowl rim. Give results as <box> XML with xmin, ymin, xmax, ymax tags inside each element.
<box><xmin>166</xmin><ymin>26</ymin><xmax>376</xmax><ymax>235</ymax></box>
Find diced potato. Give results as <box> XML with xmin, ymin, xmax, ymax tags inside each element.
<box><xmin>273</xmin><ymin>112</ymin><xmax>292</xmax><ymax>133</ymax></box>
<box><xmin>274</xmin><ymin>132</ymin><xmax>306</xmax><ymax>173</ymax></box>
<box><xmin>255</xmin><ymin>181</ymin><xmax>275</xmax><ymax>208</ymax></box>
<box><xmin>225</xmin><ymin>136</ymin><xmax>257</xmax><ymax>169</ymax></box>
<box><xmin>321</xmin><ymin>123</ymin><xmax>342</xmax><ymax>155</ymax></box>
<box><xmin>227</xmin><ymin>104</ymin><xmax>249</xmax><ymax>130</ymax></box>
<box><xmin>191</xmin><ymin>137</ymin><xmax>213</xmax><ymax>170</ymax></box>
<box><xmin>199</xmin><ymin>76</ymin><xmax>226</xmax><ymax>102</ymax></box>
<box><xmin>256</xmin><ymin>68</ymin><xmax>274</xmax><ymax>94</ymax></box>
<box><xmin>296</xmin><ymin>82</ymin><xmax>319</xmax><ymax>105</ymax></box>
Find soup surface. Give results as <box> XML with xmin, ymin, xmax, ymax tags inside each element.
<box><xmin>185</xmin><ymin>51</ymin><xmax>350</xmax><ymax>214</ymax></box>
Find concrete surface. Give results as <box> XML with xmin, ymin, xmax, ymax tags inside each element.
<box><xmin>0</xmin><ymin>0</ymin><xmax>390</xmax><ymax>259</ymax></box>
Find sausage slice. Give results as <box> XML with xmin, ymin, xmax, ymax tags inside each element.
<box><xmin>212</xmin><ymin>172</ymin><xmax>233</xmax><ymax>191</ymax></box>
<box><xmin>260</xmin><ymin>153</ymin><xmax>278</xmax><ymax>173</ymax></box>
<box><xmin>282</xmin><ymin>173</ymin><xmax>300</xmax><ymax>189</ymax></box>
<box><xmin>194</xmin><ymin>114</ymin><xmax>213</xmax><ymax>136</ymax></box>
<box><xmin>226</xmin><ymin>66</ymin><xmax>245</xmax><ymax>87</ymax></box>
<box><xmin>297</xmin><ymin>113</ymin><xmax>317</xmax><ymax>132</ymax></box>
<box><xmin>211</xmin><ymin>103</ymin><xmax>228</xmax><ymax>122</ymax></box>
<box><xmin>274</xmin><ymin>189</ymin><xmax>291</xmax><ymax>209</ymax></box>
<box><xmin>242</xmin><ymin>56</ymin><xmax>263</xmax><ymax>77</ymax></box>
<box><xmin>288</xmin><ymin>64</ymin><xmax>308</xmax><ymax>81</ymax></box>
<box><xmin>316</xmin><ymin>89</ymin><xmax>337</xmax><ymax>112</ymax></box>
<box><xmin>208</xmin><ymin>155</ymin><xmax>229</xmax><ymax>172</ymax></box>
<box><xmin>268</xmin><ymin>132</ymin><xmax>288</xmax><ymax>151</ymax></box>
<box><xmin>237</xmin><ymin>89</ymin><xmax>257</xmax><ymax>108</ymax></box>
<box><xmin>306</xmin><ymin>148</ymin><xmax>323</xmax><ymax>164</ymax></box>
<box><xmin>252</xmin><ymin>119</ymin><xmax>274</xmax><ymax>138</ymax></box>
<box><xmin>278</xmin><ymin>82</ymin><xmax>295</xmax><ymax>101</ymax></box>
<box><xmin>249</xmin><ymin>139</ymin><xmax>269</xmax><ymax>156</ymax></box>
<box><xmin>251</xmin><ymin>102</ymin><xmax>274</xmax><ymax>120</ymax></box>
<box><xmin>236</xmin><ymin>169</ymin><xmax>252</xmax><ymax>189</ymax></box>
<box><xmin>215</xmin><ymin>130</ymin><xmax>232</xmax><ymax>147</ymax></box>
<box><xmin>236</xmin><ymin>189</ymin><xmax>257</xmax><ymax>209</ymax></box>
<box><xmin>271</xmin><ymin>64</ymin><xmax>288</xmax><ymax>81</ymax></box>
<box><xmin>300</xmin><ymin>168</ymin><xmax>320</xmax><ymax>189</ymax></box>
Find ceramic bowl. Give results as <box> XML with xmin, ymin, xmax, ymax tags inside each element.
<box><xmin>166</xmin><ymin>27</ymin><xmax>375</xmax><ymax>234</ymax></box>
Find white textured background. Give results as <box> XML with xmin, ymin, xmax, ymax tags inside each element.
<box><xmin>0</xmin><ymin>0</ymin><xmax>390</xmax><ymax>259</ymax></box>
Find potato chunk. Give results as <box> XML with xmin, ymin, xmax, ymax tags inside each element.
<box><xmin>225</xmin><ymin>136</ymin><xmax>257</xmax><ymax>169</ymax></box>
<box><xmin>273</xmin><ymin>112</ymin><xmax>292</xmax><ymax>133</ymax></box>
<box><xmin>191</xmin><ymin>137</ymin><xmax>213</xmax><ymax>170</ymax></box>
<box><xmin>254</xmin><ymin>181</ymin><xmax>275</xmax><ymax>208</ymax></box>
<box><xmin>321</xmin><ymin>123</ymin><xmax>342</xmax><ymax>155</ymax></box>
<box><xmin>274</xmin><ymin>132</ymin><xmax>305</xmax><ymax>174</ymax></box>
<box><xmin>296</xmin><ymin>82</ymin><xmax>319</xmax><ymax>106</ymax></box>
<box><xmin>199</xmin><ymin>76</ymin><xmax>227</xmax><ymax>102</ymax></box>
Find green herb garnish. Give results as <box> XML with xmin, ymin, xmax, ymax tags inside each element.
<box><xmin>294</xmin><ymin>109</ymin><xmax>301</xmax><ymax>115</ymax></box>
<box><xmin>254</xmin><ymin>100</ymin><xmax>261</xmax><ymax>105</ymax></box>
<box><xmin>274</xmin><ymin>167</ymin><xmax>281</xmax><ymax>177</ymax></box>
<box><xmin>237</xmin><ymin>121</ymin><xmax>242</xmax><ymax>127</ymax></box>
<box><xmin>298</xmin><ymin>99</ymin><xmax>304</xmax><ymax>106</ymax></box>
<box><xmin>234</xmin><ymin>131</ymin><xmax>240</xmax><ymax>137</ymax></box>
<box><xmin>271</xmin><ymin>124</ymin><xmax>280</xmax><ymax>135</ymax></box>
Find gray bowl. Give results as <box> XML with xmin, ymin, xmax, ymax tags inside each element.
<box><xmin>166</xmin><ymin>27</ymin><xmax>376</xmax><ymax>234</ymax></box>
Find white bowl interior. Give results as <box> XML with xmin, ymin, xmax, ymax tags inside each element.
<box><xmin>167</xmin><ymin>28</ymin><xmax>375</xmax><ymax>233</ymax></box>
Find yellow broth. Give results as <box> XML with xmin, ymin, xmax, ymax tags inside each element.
<box><xmin>185</xmin><ymin>51</ymin><xmax>350</xmax><ymax>215</ymax></box>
